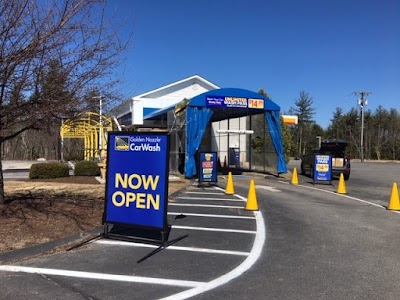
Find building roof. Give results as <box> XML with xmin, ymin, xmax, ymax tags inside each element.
<box><xmin>109</xmin><ymin>74</ymin><xmax>220</xmax><ymax>121</ymax></box>
<box><xmin>132</xmin><ymin>74</ymin><xmax>219</xmax><ymax>100</ymax></box>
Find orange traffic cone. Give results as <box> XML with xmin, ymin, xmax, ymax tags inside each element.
<box><xmin>245</xmin><ymin>179</ymin><xmax>259</xmax><ymax>211</ymax></box>
<box><xmin>337</xmin><ymin>173</ymin><xmax>347</xmax><ymax>194</ymax></box>
<box><xmin>291</xmin><ymin>167</ymin><xmax>299</xmax><ymax>185</ymax></box>
<box><xmin>225</xmin><ymin>171</ymin><xmax>234</xmax><ymax>195</ymax></box>
<box><xmin>387</xmin><ymin>182</ymin><xmax>400</xmax><ymax>210</ymax></box>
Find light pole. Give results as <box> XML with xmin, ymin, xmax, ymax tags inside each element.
<box><xmin>60</xmin><ymin>118</ymin><xmax>64</xmax><ymax>161</ymax></box>
<box><xmin>354</xmin><ymin>91</ymin><xmax>371</xmax><ymax>162</ymax></box>
<box><xmin>93</xmin><ymin>96</ymin><xmax>103</xmax><ymax>159</ymax></box>
<box><xmin>316</xmin><ymin>136</ymin><xmax>321</xmax><ymax>148</ymax></box>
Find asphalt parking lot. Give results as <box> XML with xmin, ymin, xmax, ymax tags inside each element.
<box><xmin>0</xmin><ymin>179</ymin><xmax>265</xmax><ymax>300</ymax></box>
<box><xmin>3</xmin><ymin>162</ymin><xmax>400</xmax><ymax>299</ymax></box>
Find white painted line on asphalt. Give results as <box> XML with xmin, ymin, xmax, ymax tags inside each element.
<box><xmin>186</xmin><ymin>192</ymin><xmax>224</xmax><ymax>195</ymax></box>
<box><xmin>95</xmin><ymin>240</ymin><xmax>250</xmax><ymax>256</ymax></box>
<box><xmin>0</xmin><ymin>182</ymin><xmax>262</xmax><ymax>298</ymax></box>
<box><xmin>278</xmin><ymin>180</ymin><xmax>386</xmax><ymax>209</ymax></box>
<box><xmin>160</xmin><ymin>188</ymin><xmax>266</xmax><ymax>300</ymax></box>
<box><xmin>176</xmin><ymin>196</ymin><xmax>243</xmax><ymax>202</ymax></box>
<box><xmin>169</xmin><ymin>203</ymin><xmax>243</xmax><ymax>209</ymax></box>
<box><xmin>172</xmin><ymin>225</ymin><xmax>256</xmax><ymax>235</ymax></box>
<box><xmin>256</xmin><ymin>185</ymin><xmax>281</xmax><ymax>192</ymax></box>
<box><xmin>0</xmin><ymin>266</ymin><xmax>205</xmax><ymax>288</ymax></box>
<box><xmin>168</xmin><ymin>212</ymin><xmax>255</xmax><ymax>219</ymax></box>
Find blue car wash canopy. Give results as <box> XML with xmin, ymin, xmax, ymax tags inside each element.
<box><xmin>184</xmin><ymin>88</ymin><xmax>287</xmax><ymax>177</ymax></box>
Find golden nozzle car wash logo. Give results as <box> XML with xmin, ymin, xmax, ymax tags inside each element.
<box><xmin>205</xmin><ymin>153</ymin><xmax>213</xmax><ymax>161</ymax></box>
<box><xmin>115</xmin><ymin>136</ymin><xmax>129</xmax><ymax>151</ymax></box>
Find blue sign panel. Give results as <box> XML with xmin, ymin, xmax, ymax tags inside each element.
<box><xmin>104</xmin><ymin>132</ymin><xmax>169</xmax><ymax>230</ymax></box>
<box><xmin>313</xmin><ymin>154</ymin><xmax>332</xmax><ymax>182</ymax></box>
<box><xmin>199</xmin><ymin>152</ymin><xmax>217</xmax><ymax>183</ymax></box>
<box><xmin>206</xmin><ymin>96</ymin><xmax>264</xmax><ymax>109</ymax></box>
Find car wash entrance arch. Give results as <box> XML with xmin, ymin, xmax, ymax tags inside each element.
<box><xmin>60</xmin><ymin>112</ymin><xmax>113</xmax><ymax>161</ymax></box>
<box><xmin>183</xmin><ymin>88</ymin><xmax>287</xmax><ymax>177</ymax></box>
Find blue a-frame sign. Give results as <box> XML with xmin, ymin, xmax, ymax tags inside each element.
<box><xmin>103</xmin><ymin>132</ymin><xmax>169</xmax><ymax>231</ymax></box>
<box><xmin>313</xmin><ymin>154</ymin><xmax>332</xmax><ymax>184</ymax></box>
<box><xmin>199</xmin><ymin>151</ymin><xmax>218</xmax><ymax>184</ymax></box>
<box><xmin>100</xmin><ymin>132</ymin><xmax>187</xmax><ymax>263</ymax></box>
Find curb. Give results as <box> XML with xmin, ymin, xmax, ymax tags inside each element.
<box><xmin>1</xmin><ymin>181</ymin><xmax>192</xmax><ymax>264</ymax></box>
<box><xmin>2</xmin><ymin>169</ymin><xmax>30</xmax><ymax>174</ymax></box>
<box><xmin>0</xmin><ymin>227</ymin><xmax>103</xmax><ymax>264</ymax></box>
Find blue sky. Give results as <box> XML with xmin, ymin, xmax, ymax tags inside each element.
<box><xmin>107</xmin><ymin>0</ymin><xmax>400</xmax><ymax>129</ymax></box>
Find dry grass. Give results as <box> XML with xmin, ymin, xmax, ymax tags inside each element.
<box><xmin>0</xmin><ymin>177</ymin><xmax>190</xmax><ymax>253</ymax></box>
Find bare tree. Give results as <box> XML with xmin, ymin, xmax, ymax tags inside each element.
<box><xmin>0</xmin><ymin>0</ymin><xmax>131</xmax><ymax>203</ymax></box>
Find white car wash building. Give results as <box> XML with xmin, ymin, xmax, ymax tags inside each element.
<box><xmin>111</xmin><ymin>75</ymin><xmax>287</xmax><ymax>177</ymax></box>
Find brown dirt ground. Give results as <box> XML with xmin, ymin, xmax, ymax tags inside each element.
<box><xmin>0</xmin><ymin>176</ymin><xmax>190</xmax><ymax>253</ymax></box>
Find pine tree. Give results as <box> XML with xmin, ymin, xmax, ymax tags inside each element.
<box><xmin>293</xmin><ymin>91</ymin><xmax>315</xmax><ymax>155</ymax></box>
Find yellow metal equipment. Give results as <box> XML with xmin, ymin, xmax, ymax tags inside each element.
<box><xmin>60</xmin><ymin>112</ymin><xmax>113</xmax><ymax>161</ymax></box>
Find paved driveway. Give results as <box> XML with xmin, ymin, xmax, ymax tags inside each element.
<box><xmin>0</xmin><ymin>181</ymin><xmax>264</xmax><ymax>300</ymax></box>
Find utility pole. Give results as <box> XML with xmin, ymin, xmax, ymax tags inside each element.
<box><xmin>354</xmin><ymin>91</ymin><xmax>371</xmax><ymax>163</ymax></box>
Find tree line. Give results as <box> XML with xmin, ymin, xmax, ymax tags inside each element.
<box><xmin>283</xmin><ymin>91</ymin><xmax>400</xmax><ymax>161</ymax></box>
<box><xmin>2</xmin><ymin>89</ymin><xmax>398</xmax><ymax>163</ymax></box>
